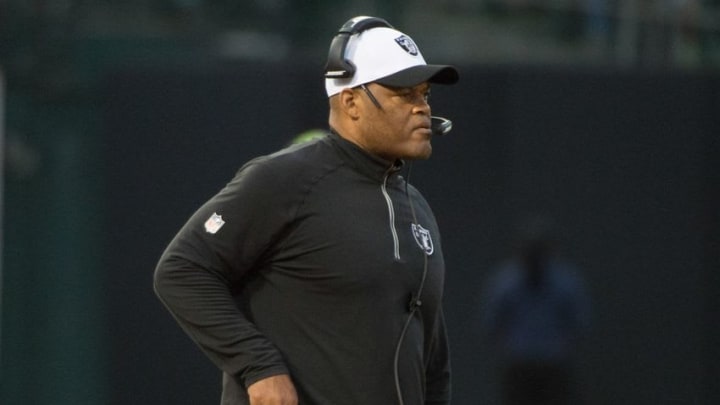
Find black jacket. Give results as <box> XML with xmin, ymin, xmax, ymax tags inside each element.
<box><xmin>154</xmin><ymin>131</ymin><xmax>451</xmax><ymax>405</ymax></box>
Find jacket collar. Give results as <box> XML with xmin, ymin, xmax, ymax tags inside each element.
<box><xmin>327</xmin><ymin>129</ymin><xmax>404</xmax><ymax>182</ymax></box>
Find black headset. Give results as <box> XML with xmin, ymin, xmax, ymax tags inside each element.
<box><xmin>324</xmin><ymin>16</ymin><xmax>394</xmax><ymax>79</ymax></box>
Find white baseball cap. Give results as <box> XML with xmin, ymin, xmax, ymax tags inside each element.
<box><xmin>325</xmin><ymin>26</ymin><xmax>459</xmax><ymax>97</ymax></box>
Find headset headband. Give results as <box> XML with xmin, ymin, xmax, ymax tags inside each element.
<box><xmin>324</xmin><ymin>17</ymin><xmax>394</xmax><ymax>79</ymax></box>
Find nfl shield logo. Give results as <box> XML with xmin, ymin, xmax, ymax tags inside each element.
<box><xmin>204</xmin><ymin>212</ymin><xmax>225</xmax><ymax>234</ymax></box>
<box><xmin>394</xmin><ymin>35</ymin><xmax>419</xmax><ymax>56</ymax></box>
<box><xmin>411</xmin><ymin>223</ymin><xmax>434</xmax><ymax>255</ymax></box>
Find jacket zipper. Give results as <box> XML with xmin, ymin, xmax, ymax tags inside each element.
<box><xmin>381</xmin><ymin>170</ymin><xmax>401</xmax><ymax>260</ymax></box>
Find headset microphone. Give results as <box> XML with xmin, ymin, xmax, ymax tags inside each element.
<box><xmin>430</xmin><ymin>116</ymin><xmax>452</xmax><ymax>136</ymax></box>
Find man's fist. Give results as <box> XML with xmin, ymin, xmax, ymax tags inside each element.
<box><xmin>247</xmin><ymin>374</ymin><xmax>298</xmax><ymax>405</ymax></box>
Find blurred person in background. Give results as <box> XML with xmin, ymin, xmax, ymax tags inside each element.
<box><xmin>154</xmin><ymin>15</ymin><xmax>459</xmax><ymax>405</ymax></box>
<box><xmin>481</xmin><ymin>215</ymin><xmax>591</xmax><ymax>405</ymax></box>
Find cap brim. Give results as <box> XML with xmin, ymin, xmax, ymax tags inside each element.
<box><xmin>374</xmin><ymin>64</ymin><xmax>459</xmax><ymax>88</ymax></box>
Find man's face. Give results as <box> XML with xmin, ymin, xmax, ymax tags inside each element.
<box><xmin>355</xmin><ymin>82</ymin><xmax>433</xmax><ymax>161</ymax></box>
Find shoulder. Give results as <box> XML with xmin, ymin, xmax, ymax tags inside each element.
<box><xmin>403</xmin><ymin>180</ymin><xmax>433</xmax><ymax>211</ymax></box>
<box><xmin>215</xmin><ymin>136</ymin><xmax>348</xmax><ymax>213</ymax></box>
<box><xmin>486</xmin><ymin>260</ymin><xmax>523</xmax><ymax>290</ymax></box>
<box><xmin>548</xmin><ymin>259</ymin><xmax>586</xmax><ymax>290</ymax></box>
<box><xmin>232</xmin><ymin>136</ymin><xmax>340</xmax><ymax>186</ymax></box>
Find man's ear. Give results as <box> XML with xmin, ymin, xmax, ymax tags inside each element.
<box><xmin>338</xmin><ymin>88</ymin><xmax>360</xmax><ymax>119</ymax></box>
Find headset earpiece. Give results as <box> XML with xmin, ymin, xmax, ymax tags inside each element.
<box><xmin>324</xmin><ymin>16</ymin><xmax>394</xmax><ymax>79</ymax></box>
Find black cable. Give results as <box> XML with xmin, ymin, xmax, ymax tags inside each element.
<box><xmin>393</xmin><ymin>162</ymin><xmax>430</xmax><ymax>405</ymax></box>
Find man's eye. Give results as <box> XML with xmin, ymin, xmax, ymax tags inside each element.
<box><xmin>397</xmin><ymin>90</ymin><xmax>429</xmax><ymax>102</ymax></box>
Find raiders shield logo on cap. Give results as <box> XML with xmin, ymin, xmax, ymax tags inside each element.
<box><xmin>394</xmin><ymin>35</ymin><xmax>419</xmax><ymax>56</ymax></box>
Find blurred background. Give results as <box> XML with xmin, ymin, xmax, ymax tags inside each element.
<box><xmin>1</xmin><ymin>1</ymin><xmax>718</xmax><ymax>404</ymax></box>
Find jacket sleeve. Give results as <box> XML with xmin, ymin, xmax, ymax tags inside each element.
<box><xmin>154</xmin><ymin>158</ymin><xmax>294</xmax><ymax>388</ymax></box>
<box><xmin>425</xmin><ymin>307</ymin><xmax>452</xmax><ymax>405</ymax></box>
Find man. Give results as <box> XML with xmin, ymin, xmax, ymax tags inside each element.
<box><xmin>154</xmin><ymin>16</ymin><xmax>458</xmax><ymax>405</ymax></box>
<box><xmin>481</xmin><ymin>216</ymin><xmax>591</xmax><ymax>405</ymax></box>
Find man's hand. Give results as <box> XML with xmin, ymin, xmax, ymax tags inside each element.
<box><xmin>247</xmin><ymin>374</ymin><xmax>298</xmax><ymax>405</ymax></box>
